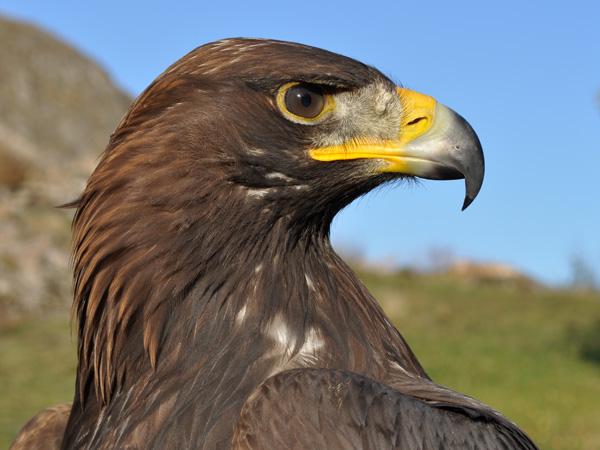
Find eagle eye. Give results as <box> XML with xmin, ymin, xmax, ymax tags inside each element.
<box><xmin>282</xmin><ymin>83</ymin><xmax>327</xmax><ymax>120</ymax></box>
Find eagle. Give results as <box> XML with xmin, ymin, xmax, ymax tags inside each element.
<box><xmin>11</xmin><ymin>38</ymin><xmax>538</xmax><ymax>449</ymax></box>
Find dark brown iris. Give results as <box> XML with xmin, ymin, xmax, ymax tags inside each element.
<box><xmin>284</xmin><ymin>84</ymin><xmax>326</xmax><ymax>119</ymax></box>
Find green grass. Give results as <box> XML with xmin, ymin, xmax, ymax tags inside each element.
<box><xmin>0</xmin><ymin>319</ymin><xmax>77</xmax><ymax>448</ymax></box>
<box><xmin>2</xmin><ymin>271</ymin><xmax>599</xmax><ymax>449</ymax></box>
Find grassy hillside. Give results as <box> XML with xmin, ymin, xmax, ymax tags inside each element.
<box><xmin>2</xmin><ymin>270</ymin><xmax>599</xmax><ymax>449</ymax></box>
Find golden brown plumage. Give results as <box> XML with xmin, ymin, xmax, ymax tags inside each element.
<box><xmin>10</xmin><ymin>403</ymin><xmax>71</xmax><ymax>450</ymax></box>
<box><xmin>12</xmin><ymin>38</ymin><xmax>537</xmax><ymax>449</ymax></box>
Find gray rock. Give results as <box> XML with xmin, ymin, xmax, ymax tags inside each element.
<box><xmin>0</xmin><ymin>14</ymin><xmax>131</xmax><ymax>319</ymax></box>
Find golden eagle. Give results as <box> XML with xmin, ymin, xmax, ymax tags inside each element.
<box><xmin>11</xmin><ymin>38</ymin><xmax>537</xmax><ymax>449</ymax></box>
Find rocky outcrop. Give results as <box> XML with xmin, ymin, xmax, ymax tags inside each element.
<box><xmin>0</xmin><ymin>15</ymin><xmax>131</xmax><ymax>318</ymax></box>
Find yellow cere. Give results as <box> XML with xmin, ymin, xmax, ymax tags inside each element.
<box><xmin>396</xmin><ymin>87</ymin><xmax>436</xmax><ymax>144</ymax></box>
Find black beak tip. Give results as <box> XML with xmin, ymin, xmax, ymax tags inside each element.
<box><xmin>457</xmin><ymin>120</ymin><xmax>484</xmax><ymax>211</ymax></box>
<box><xmin>462</xmin><ymin>195</ymin><xmax>475</xmax><ymax>211</ymax></box>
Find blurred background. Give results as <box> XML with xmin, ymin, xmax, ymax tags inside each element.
<box><xmin>0</xmin><ymin>1</ymin><xmax>598</xmax><ymax>448</ymax></box>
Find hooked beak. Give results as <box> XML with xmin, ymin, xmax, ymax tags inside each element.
<box><xmin>310</xmin><ymin>88</ymin><xmax>484</xmax><ymax>210</ymax></box>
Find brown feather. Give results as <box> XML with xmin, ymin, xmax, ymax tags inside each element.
<box><xmin>10</xmin><ymin>403</ymin><xmax>72</xmax><ymax>450</ymax></box>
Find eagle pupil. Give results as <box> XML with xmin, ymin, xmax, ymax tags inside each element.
<box><xmin>284</xmin><ymin>84</ymin><xmax>325</xmax><ymax>119</ymax></box>
<box><xmin>301</xmin><ymin>94</ymin><xmax>312</xmax><ymax>107</ymax></box>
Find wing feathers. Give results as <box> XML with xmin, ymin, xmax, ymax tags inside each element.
<box><xmin>233</xmin><ymin>369</ymin><xmax>537</xmax><ymax>450</ymax></box>
<box><xmin>10</xmin><ymin>403</ymin><xmax>72</xmax><ymax>450</ymax></box>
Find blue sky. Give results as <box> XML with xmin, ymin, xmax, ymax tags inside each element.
<box><xmin>2</xmin><ymin>1</ymin><xmax>599</xmax><ymax>285</ymax></box>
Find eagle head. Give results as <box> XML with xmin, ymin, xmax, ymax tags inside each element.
<box><xmin>98</xmin><ymin>39</ymin><xmax>483</xmax><ymax>236</ymax></box>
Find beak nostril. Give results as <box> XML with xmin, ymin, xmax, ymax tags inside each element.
<box><xmin>407</xmin><ymin>117</ymin><xmax>427</xmax><ymax>127</ymax></box>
